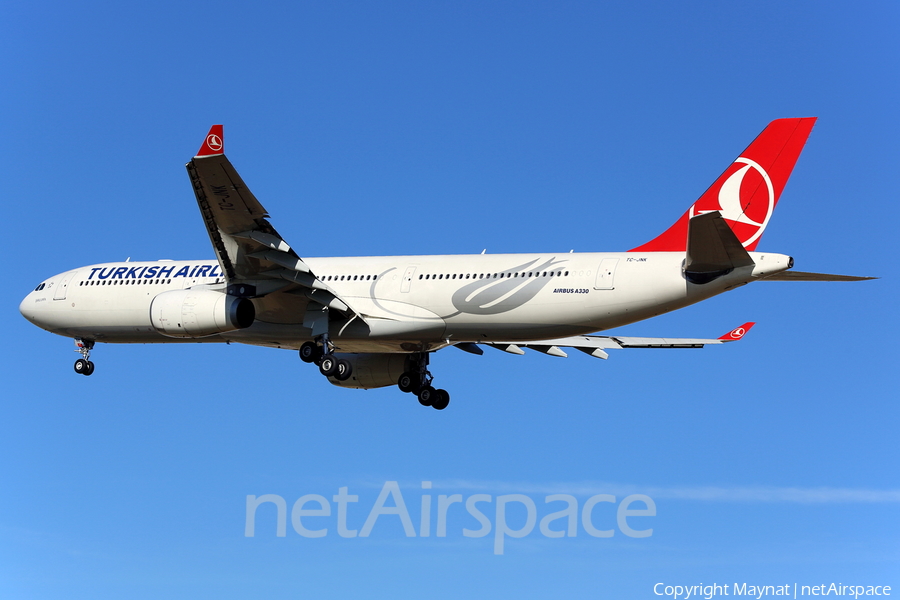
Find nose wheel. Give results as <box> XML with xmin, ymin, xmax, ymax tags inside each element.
<box><xmin>73</xmin><ymin>339</ymin><xmax>95</xmax><ymax>376</ymax></box>
<box><xmin>398</xmin><ymin>353</ymin><xmax>450</xmax><ymax>410</ymax></box>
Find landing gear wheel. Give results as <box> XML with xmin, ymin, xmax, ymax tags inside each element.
<box><xmin>73</xmin><ymin>339</ymin><xmax>95</xmax><ymax>376</ymax></box>
<box><xmin>335</xmin><ymin>359</ymin><xmax>353</xmax><ymax>381</ymax></box>
<box><xmin>431</xmin><ymin>389</ymin><xmax>450</xmax><ymax>410</ymax></box>
<box><xmin>398</xmin><ymin>371</ymin><xmax>418</xmax><ymax>393</ymax></box>
<box><xmin>418</xmin><ymin>385</ymin><xmax>436</xmax><ymax>407</ymax></box>
<box><xmin>319</xmin><ymin>355</ymin><xmax>338</xmax><ymax>377</ymax></box>
<box><xmin>299</xmin><ymin>342</ymin><xmax>321</xmax><ymax>363</ymax></box>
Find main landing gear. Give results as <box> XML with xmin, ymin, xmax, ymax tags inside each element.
<box><xmin>299</xmin><ymin>336</ymin><xmax>353</xmax><ymax>382</ymax></box>
<box><xmin>398</xmin><ymin>352</ymin><xmax>450</xmax><ymax>410</ymax></box>
<box><xmin>73</xmin><ymin>339</ymin><xmax>95</xmax><ymax>376</ymax></box>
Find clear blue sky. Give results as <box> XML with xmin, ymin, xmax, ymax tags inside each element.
<box><xmin>2</xmin><ymin>1</ymin><xmax>897</xmax><ymax>598</ymax></box>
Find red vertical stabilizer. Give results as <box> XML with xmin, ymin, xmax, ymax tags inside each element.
<box><xmin>631</xmin><ymin>118</ymin><xmax>816</xmax><ymax>252</ymax></box>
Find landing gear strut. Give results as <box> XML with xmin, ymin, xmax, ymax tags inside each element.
<box><xmin>73</xmin><ymin>339</ymin><xmax>95</xmax><ymax>376</ymax></box>
<box><xmin>398</xmin><ymin>352</ymin><xmax>450</xmax><ymax>410</ymax></box>
<box><xmin>299</xmin><ymin>336</ymin><xmax>352</xmax><ymax>381</ymax></box>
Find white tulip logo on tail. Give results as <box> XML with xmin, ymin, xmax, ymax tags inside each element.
<box><xmin>690</xmin><ymin>157</ymin><xmax>775</xmax><ymax>248</ymax></box>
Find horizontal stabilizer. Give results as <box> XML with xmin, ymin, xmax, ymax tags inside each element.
<box><xmin>684</xmin><ymin>212</ymin><xmax>755</xmax><ymax>284</ymax></box>
<box><xmin>759</xmin><ymin>271</ymin><xmax>877</xmax><ymax>282</ymax></box>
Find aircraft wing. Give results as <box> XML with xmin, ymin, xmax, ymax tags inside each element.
<box><xmin>475</xmin><ymin>323</ymin><xmax>755</xmax><ymax>359</ymax></box>
<box><xmin>185</xmin><ymin>125</ymin><xmax>352</xmax><ymax>314</ymax></box>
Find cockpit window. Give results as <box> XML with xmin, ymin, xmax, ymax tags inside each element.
<box><xmin>34</xmin><ymin>283</ymin><xmax>46</xmax><ymax>291</ymax></box>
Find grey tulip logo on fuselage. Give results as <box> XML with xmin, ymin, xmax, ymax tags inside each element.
<box><xmin>446</xmin><ymin>257</ymin><xmax>568</xmax><ymax>317</ymax></box>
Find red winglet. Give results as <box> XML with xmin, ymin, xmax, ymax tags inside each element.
<box><xmin>195</xmin><ymin>125</ymin><xmax>224</xmax><ymax>157</ymax></box>
<box><xmin>719</xmin><ymin>322</ymin><xmax>755</xmax><ymax>341</ymax></box>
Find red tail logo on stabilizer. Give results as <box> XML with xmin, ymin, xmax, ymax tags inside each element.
<box><xmin>631</xmin><ymin>118</ymin><xmax>817</xmax><ymax>252</ymax></box>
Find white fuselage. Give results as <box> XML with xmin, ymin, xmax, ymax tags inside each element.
<box><xmin>19</xmin><ymin>251</ymin><xmax>792</xmax><ymax>353</ymax></box>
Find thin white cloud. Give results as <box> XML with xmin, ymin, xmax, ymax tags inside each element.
<box><xmin>358</xmin><ymin>479</ymin><xmax>900</xmax><ymax>504</ymax></box>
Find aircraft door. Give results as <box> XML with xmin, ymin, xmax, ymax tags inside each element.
<box><xmin>53</xmin><ymin>270</ymin><xmax>76</xmax><ymax>300</ymax></box>
<box><xmin>400</xmin><ymin>266</ymin><xmax>417</xmax><ymax>293</ymax></box>
<box><xmin>594</xmin><ymin>259</ymin><xmax>619</xmax><ymax>290</ymax></box>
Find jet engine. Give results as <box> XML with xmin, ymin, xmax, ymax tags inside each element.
<box><xmin>150</xmin><ymin>289</ymin><xmax>255</xmax><ymax>338</ymax></box>
<box><xmin>326</xmin><ymin>353</ymin><xmax>409</xmax><ymax>389</ymax></box>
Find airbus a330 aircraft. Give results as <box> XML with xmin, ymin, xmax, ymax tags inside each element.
<box><xmin>20</xmin><ymin>118</ymin><xmax>872</xmax><ymax>410</ymax></box>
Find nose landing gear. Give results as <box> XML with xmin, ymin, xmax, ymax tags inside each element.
<box><xmin>73</xmin><ymin>339</ymin><xmax>95</xmax><ymax>376</ymax></box>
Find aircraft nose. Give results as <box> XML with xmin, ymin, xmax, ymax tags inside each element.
<box><xmin>19</xmin><ymin>293</ymin><xmax>37</xmax><ymax>322</ymax></box>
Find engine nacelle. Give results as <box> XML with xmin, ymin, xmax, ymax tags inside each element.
<box><xmin>150</xmin><ymin>289</ymin><xmax>255</xmax><ymax>338</ymax></box>
<box><xmin>327</xmin><ymin>353</ymin><xmax>410</xmax><ymax>389</ymax></box>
